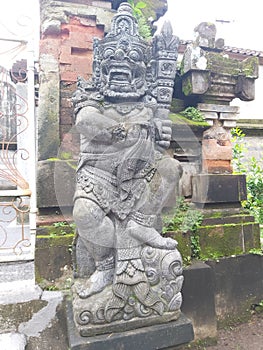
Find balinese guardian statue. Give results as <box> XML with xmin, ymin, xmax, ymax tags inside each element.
<box><xmin>71</xmin><ymin>2</ymin><xmax>183</xmax><ymax>335</ymax></box>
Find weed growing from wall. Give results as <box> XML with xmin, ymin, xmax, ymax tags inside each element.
<box><xmin>231</xmin><ymin>128</ymin><xmax>263</xmax><ymax>240</ymax></box>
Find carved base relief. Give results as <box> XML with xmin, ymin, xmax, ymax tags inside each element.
<box><xmin>72</xmin><ymin>245</ymin><xmax>183</xmax><ymax>336</ymax></box>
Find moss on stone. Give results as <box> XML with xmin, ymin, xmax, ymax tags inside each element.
<box><xmin>198</xmin><ymin>224</ymin><xmax>244</xmax><ymax>259</ymax></box>
<box><xmin>182</xmin><ymin>76</ymin><xmax>193</xmax><ymax>96</ymax></box>
<box><xmin>241</xmin><ymin>57</ymin><xmax>259</xmax><ymax>77</ymax></box>
<box><xmin>169</xmin><ymin>113</ymin><xmax>209</xmax><ymax>127</ymax></box>
<box><xmin>0</xmin><ymin>300</ymin><xmax>48</xmax><ymax>330</ymax></box>
<box><xmin>205</xmin><ymin>53</ymin><xmax>258</xmax><ymax>78</ymax></box>
<box><xmin>36</xmin><ymin>234</ymin><xmax>74</xmax><ymax>248</ymax></box>
<box><xmin>164</xmin><ymin>231</ymin><xmax>192</xmax><ymax>265</ymax></box>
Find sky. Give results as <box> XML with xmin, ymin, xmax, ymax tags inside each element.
<box><xmin>0</xmin><ymin>0</ymin><xmax>262</xmax><ymax>68</ymax></box>
<box><xmin>163</xmin><ymin>0</ymin><xmax>262</xmax><ymax>51</ymax></box>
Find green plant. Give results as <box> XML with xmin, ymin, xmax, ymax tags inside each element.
<box><xmin>231</xmin><ymin>127</ymin><xmax>247</xmax><ymax>173</ymax></box>
<box><xmin>162</xmin><ymin>197</ymin><xmax>203</xmax><ymax>259</ymax></box>
<box><xmin>181</xmin><ymin>107</ymin><xmax>205</xmax><ymax>122</ymax></box>
<box><xmin>128</xmin><ymin>0</ymin><xmax>152</xmax><ymax>39</ymax></box>
<box><xmin>190</xmin><ymin>234</ymin><xmax>201</xmax><ymax>259</ymax></box>
<box><xmin>49</xmin><ymin>221</ymin><xmax>76</xmax><ymax>237</ymax></box>
<box><xmin>231</xmin><ymin>128</ymin><xmax>263</xmax><ymax>229</ymax></box>
<box><xmin>251</xmin><ymin>300</ymin><xmax>263</xmax><ymax>313</ymax></box>
<box><xmin>244</xmin><ymin>157</ymin><xmax>263</xmax><ymax>224</ymax></box>
<box><xmin>249</xmin><ymin>248</ymin><xmax>263</xmax><ymax>256</ymax></box>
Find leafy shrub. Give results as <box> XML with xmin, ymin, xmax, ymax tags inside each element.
<box><xmin>181</xmin><ymin>107</ymin><xmax>205</xmax><ymax>122</ymax></box>
<box><xmin>231</xmin><ymin>127</ymin><xmax>263</xmax><ymax>225</ymax></box>
<box><xmin>162</xmin><ymin>197</ymin><xmax>203</xmax><ymax>258</ymax></box>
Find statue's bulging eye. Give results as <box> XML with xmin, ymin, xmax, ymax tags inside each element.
<box><xmin>103</xmin><ymin>49</ymin><xmax>114</xmax><ymax>59</ymax></box>
<box><xmin>129</xmin><ymin>50</ymin><xmax>141</xmax><ymax>61</ymax></box>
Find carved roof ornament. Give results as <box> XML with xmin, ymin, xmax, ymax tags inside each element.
<box><xmin>180</xmin><ymin>21</ymin><xmax>259</xmax><ymax>104</ymax></box>
<box><xmin>194</xmin><ymin>22</ymin><xmax>224</xmax><ymax>51</ymax></box>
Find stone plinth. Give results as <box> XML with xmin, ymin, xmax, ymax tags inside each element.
<box><xmin>198</xmin><ymin>104</ymin><xmax>240</xmax><ymax>128</ymax></box>
<box><xmin>67</xmin><ymin>302</ymin><xmax>194</xmax><ymax>350</ymax></box>
<box><xmin>202</xmin><ymin>139</ymin><xmax>233</xmax><ymax>174</ymax></box>
<box><xmin>192</xmin><ymin>174</ymin><xmax>247</xmax><ymax>205</ymax></box>
<box><xmin>191</xmin><ymin>174</ymin><xmax>260</xmax><ymax>259</ymax></box>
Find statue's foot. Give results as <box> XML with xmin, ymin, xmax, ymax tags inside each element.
<box><xmin>127</xmin><ymin>220</ymin><xmax>178</xmax><ymax>250</ymax></box>
<box><xmin>76</xmin><ymin>268</ymin><xmax>114</xmax><ymax>299</ymax></box>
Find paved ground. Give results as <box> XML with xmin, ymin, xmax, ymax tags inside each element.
<box><xmin>206</xmin><ymin>313</ymin><xmax>263</xmax><ymax>350</ymax></box>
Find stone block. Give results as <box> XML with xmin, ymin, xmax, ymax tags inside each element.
<box><xmin>222</xmin><ymin>120</ymin><xmax>237</xmax><ymax>128</ymax></box>
<box><xmin>202</xmin><ymin>139</ymin><xmax>232</xmax><ymax>160</ymax></box>
<box><xmin>192</xmin><ymin>174</ymin><xmax>247</xmax><ymax>204</ymax></box>
<box><xmin>0</xmin><ymin>333</ymin><xmax>27</xmax><ymax>350</ymax></box>
<box><xmin>0</xmin><ymin>261</ymin><xmax>35</xmax><ymax>287</ymax></box>
<box><xmin>37</xmin><ymin>160</ymin><xmax>76</xmax><ymax>208</ymax></box>
<box><xmin>195</xmin><ymin>207</ymin><xmax>261</xmax><ymax>259</ymax></box>
<box><xmin>198</xmin><ymin>104</ymin><xmax>239</xmax><ymax>114</ymax></box>
<box><xmin>182</xmin><ymin>70</ymin><xmax>210</xmax><ymax>96</ymax></box>
<box><xmin>35</xmin><ymin>233</ymin><xmax>74</xmax><ymax>282</ymax></box>
<box><xmin>182</xmin><ymin>262</ymin><xmax>217</xmax><ymax>340</ymax></box>
<box><xmin>67</xmin><ymin>302</ymin><xmax>194</xmax><ymax>350</ymax></box>
<box><xmin>220</xmin><ymin>112</ymin><xmax>239</xmax><ymax>120</ymax></box>
<box><xmin>39</xmin><ymin>38</ymin><xmax>60</xmax><ymax>58</ymax></box>
<box><xmin>202</xmin><ymin>159</ymin><xmax>232</xmax><ymax>174</ymax></box>
<box><xmin>206</xmin><ymin>254</ymin><xmax>263</xmax><ymax>325</ymax></box>
<box><xmin>243</xmin><ymin>222</ymin><xmax>261</xmax><ymax>251</ymax></box>
<box><xmin>38</xmin><ymin>54</ymin><xmax>60</xmax><ymax>160</ymax></box>
<box><xmin>197</xmin><ymin>224</ymin><xmax>244</xmax><ymax>258</ymax></box>
<box><xmin>165</xmin><ymin>231</ymin><xmax>192</xmax><ymax>264</ymax></box>
<box><xmin>201</xmin><ymin>111</ymin><xmax>218</xmax><ymax>120</ymax></box>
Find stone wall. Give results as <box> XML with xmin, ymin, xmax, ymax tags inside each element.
<box><xmin>38</xmin><ymin>0</ymin><xmax>114</xmax><ymax>209</ymax></box>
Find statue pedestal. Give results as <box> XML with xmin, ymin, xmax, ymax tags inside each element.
<box><xmin>191</xmin><ymin>174</ymin><xmax>261</xmax><ymax>258</ymax></box>
<box><xmin>66</xmin><ymin>301</ymin><xmax>194</xmax><ymax>350</ymax></box>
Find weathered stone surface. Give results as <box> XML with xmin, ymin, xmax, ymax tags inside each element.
<box><xmin>0</xmin><ymin>261</ymin><xmax>35</xmax><ymax>290</ymax></box>
<box><xmin>180</xmin><ymin>22</ymin><xmax>258</xmax><ymax>104</ymax></box>
<box><xmin>192</xmin><ymin>174</ymin><xmax>247</xmax><ymax>204</ymax></box>
<box><xmin>206</xmin><ymin>254</ymin><xmax>263</xmax><ymax>325</ymax></box>
<box><xmin>198</xmin><ymin>104</ymin><xmax>239</xmax><ymax>113</ymax></box>
<box><xmin>0</xmin><ymin>333</ymin><xmax>27</xmax><ymax>350</ymax></box>
<box><xmin>165</xmin><ymin>231</ymin><xmax>192</xmax><ymax>264</ymax></box>
<box><xmin>67</xmin><ymin>301</ymin><xmax>194</xmax><ymax>350</ymax></box>
<box><xmin>37</xmin><ymin>159</ymin><xmax>76</xmax><ymax>208</ymax></box>
<box><xmin>38</xmin><ymin>54</ymin><xmax>60</xmax><ymax>160</ymax></box>
<box><xmin>192</xmin><ymin>206</ymin><xmax>261</xmax><ymax>259</ymax></box>
<box><xmin>198</xmin><ymin>224</ymin><xmax>244</xmax><ymax>258</ymax></box>
<box><xmin>182</xmin><ymin>262</ymin><xmax>217</xmax><ymax>340</ymax></box>
<box><xmin>202</xmin><ymin>139</ymin><xmax>232</xmax><ymax>160</ymax></box>
<box><xmin>0</xmin><ymin>300</ymin><xmax>47</xmax><ymax>331</ymax></box>
<box><xmin>70</xmin><ymin>2</ymin><xmax>185</xmax><ymax>338</ymax></box>
<box><xmin>35</xmin><ymin>234</ymin><xmax>74</xmax><ymax>282</ymax></box>
<box><xmin>197</xmin><ymin>221</ymin><xmax>260</xmax><ymax>259</ymax></box>
<box><xmin>40</xmin><ymin>0</ymin><xmax>114</xmax><ymax>34</ymax></box>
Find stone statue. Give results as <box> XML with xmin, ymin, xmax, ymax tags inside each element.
<box><xmin>71</xmin><ymin>3</ymin><xmax>183</xmax><ymax>335</ymax></box>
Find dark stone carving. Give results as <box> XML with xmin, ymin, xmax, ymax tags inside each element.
<box><xmin>71</xmin><ymin>3</ymin><xmax>183</xmax><ymax>335</ymax></box>
<box><xmin>180</xmin><ymin>22</ymin><xmax>258</xmax><ymax>104</ymax></box>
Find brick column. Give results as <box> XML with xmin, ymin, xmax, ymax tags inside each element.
<box><xmin>38</xmin><ymin>0</ymin><xmax>113</xmax><ymax>209</ymax></box>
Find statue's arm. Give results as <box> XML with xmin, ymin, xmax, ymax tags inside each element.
<box><xmin>75</xmin><ymin>106</ymin><xmax>117</xmax><ymax>143</ymax></box>
<box><xmin>153</xmin><ymin>116</ymin><xmax>172</xmax><ymax>150</ymax></box>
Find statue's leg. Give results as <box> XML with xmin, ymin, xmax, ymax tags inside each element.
<box><xmin>147</xmin><ymin>156</ymin><xmax>182</xmax><ymax>213</ymax></box>
<box><xmin>73</xmin><ymin>198</ymin><xmax>115</xmax><ymax>298</ymax></box>
<box><xmin>127</xmin><ymin>156</ymin><xmax>182</xmax><ymax>248</ymax></box>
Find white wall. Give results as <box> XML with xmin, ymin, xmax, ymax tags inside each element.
<box><xmin>231</xmin><ymin>65</ymin><xmax>263</xmax><ymax>120</ymax></box>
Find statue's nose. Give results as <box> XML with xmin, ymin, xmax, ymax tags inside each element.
<box><xmin>114</xmin><ymin>49</ymin><xmax>125</xmax><ymax>61</ymax></box>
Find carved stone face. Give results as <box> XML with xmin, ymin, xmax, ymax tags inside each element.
<box><xmin>99</xmin><ymin>36</ymin><xmax>148</xmax><ymax>101</ymax></box>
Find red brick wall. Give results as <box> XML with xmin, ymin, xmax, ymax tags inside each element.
<box><xmin>60</xmin><ymin>17</ymin><xmax>104</xmax><ymax>82</ymax></box>
<box><xmin>40</xmin><ymin>15</ymin><xmax>105</xmax><ymax>156</ymax></box>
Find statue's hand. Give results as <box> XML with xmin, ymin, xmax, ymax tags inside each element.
<box><xmin>154</xmin><ymin>119</ymin><xmax>172</xmax><ymax>149</ymax></box>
